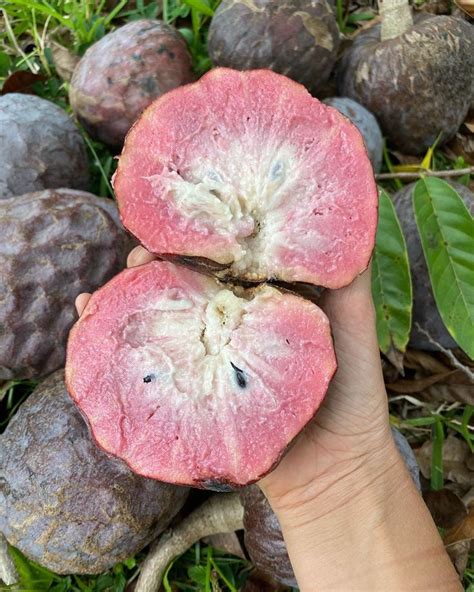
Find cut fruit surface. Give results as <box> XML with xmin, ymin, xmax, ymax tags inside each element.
<box><xmin>114</xmin><ymin>68</ymin><xmax>378</xmax><ymax>288</ymax></box>
<box><xmin>66</xmin><ymin>261</ymin><xmax>336</xmax><ymax>488</ymax></box>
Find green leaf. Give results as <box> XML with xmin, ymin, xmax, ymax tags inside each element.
<box><xmin>372</xmin><ymin>188</ymin><xmax>413</xmax><ymax>354</ymax></box>
<box><xmin>188</xmin><ymin>564</ymin><xmax>208</xmax><ymax>585</ymax></box>
<box><xmin>413</xmin><ymin>177</ymin><xmax>474</xmax><ymax>358</ymax></box>
<box><xmin>182</xmin><ymin>0</ymin><xmax>215</xmax><ymax>16</ymax></box>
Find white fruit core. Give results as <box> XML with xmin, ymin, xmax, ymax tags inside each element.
<box><xmin>148</xmin><ymin>141</ymin><xmax>300</xmax><ymax>277</ymax></box>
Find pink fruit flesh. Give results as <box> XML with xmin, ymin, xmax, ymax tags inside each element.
<box><xmin>114</xmin><ymin>68</ymin><xmax>378</xmax><ymax>288</ymax></box>
<box><xmin>66</xmin><ymin>261</ymin><xmax>336</xmax><ymax>487</ymax></box>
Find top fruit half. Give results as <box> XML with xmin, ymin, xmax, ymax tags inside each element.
<box><xmin>114</xmin><ymin>68</ymin><xmax>378</xmax><ymax>288</ymax></box>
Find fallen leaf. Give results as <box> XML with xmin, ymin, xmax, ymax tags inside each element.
<box><xmin>50</xmin><ymin>42</ymin><xmax>80</xmax><ymax>83</ymax></box>
<box><xmin>424</xmin><ymin>373</ymin><xmax>474</xmax><ymax>404</ymax></box>
<box><xmin>415</xmin><ymin>435</ymin><xmax>474</xmax><ymax>488</ymax></box>
<box><xmin>384</xmin><ymin>347</ymin><xmax>405</xmax><ymax>374</ymax></box>
<box><xmin>453</xmin><ymin>0</ymin><xmax>474</xmax><ymax>16</ymax></box>
<box><xmin>1</xmin><ymin>71</ymin><xmax>46</xmax><ymax>95</ymax></box>
<box><xmin>203</xmin><ymin>532</ymin><xmax>245</xmax><ymax>560</ymax></box>
<box><xmin>404</xmin><ymin>349</ymin><xmax>449</xmax><ymax>375</ymax></box>
<box><xmin>413</xmin><ymin>0</ymin><xmax>451</xmax><ymax>13</ymax></box>
<box><xmin>386</xmin><ymin>370</ymin><xmax>458</xmax><ymax>394</ymax></box>
<box><xmin>444</xmin><ymin>505</ymin><xmax>474</xmax><ymax>545</ymax></box>
<box><xmin>423</xmin><ymin>489</ymin><xmax>467</xmax><ymax>529</ymax></box>
<box><xmin>445</xmin><ymin>540</ymin><xmax>470</xmax><ymax>576</ymax></box>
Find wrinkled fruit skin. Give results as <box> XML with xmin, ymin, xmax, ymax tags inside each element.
<box><xmin>391</xmin><ymin>427</ymin><xmax>421</xmax><ymax>491</ymax></box>
<box><xmin>114</xmin><ymin>68</ymin><xmax>378</xmax><ymax>288</ymax></box>
<box><xmin>392</xmin><ymin>181</ymin><xmax>473</xmax><ymax>350</ymax></box>
<box><xmin>324</xmin><ymin>97</ymin><xmax>383</xmax><ymax>173</ymax></box>
<box><xmin>0</xmin><ymin>371</ymin><xmax>189</xmax><ymax>574</ymax></box>
<box><xmin>240</xmin><ymin>429</ymin><xmax>420</xmax><ymax>585</ymax></box>
<box><xmin>0</xmin><ymin>94</ymin><xmax>88</xmax><ymax>200</ymax></box>
<box><xmin>208</xmin><ymin>0</ymin><xmax>340</xmax><ymax>95</ymax></box>
<box><xmin>337</xmin><ymin>15</ymin><xmax>474</xmax><ymax>154</ymax></box>
<box><xmin>240</xmin><ymin>486</ymin><xmax>297</xmax><ymax>587</ymax></box>
<box><xmin>69</xmin><ymin>19</ymin><xmax>194</xmax><ymax>147</ymax></box>
<box><xmin>0</xmin><ymin>189</ymin><xmax>130</xmax><ymax>380</ymax></box>
<box><xmin>66</xmin><ymin>260</ymin><xmax>337</xmax><ymax>489</ymax></box>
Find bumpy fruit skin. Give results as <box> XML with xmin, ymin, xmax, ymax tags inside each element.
<box><xmin>208</xmin><ymin>0</ymin><xmax>340</xmax><ymax>95</ymax></box>
<box><xmin>392</xmin><ymin>181</ymin><xmax>473</xmax><ymax>350</ymax></box>
<box><xmin>0</xmin><ymin>189</ymin><xmax>129</xmax><ymax>380</ymax></box>
<box><xmin>0</xmin><ymin>94</ymin><xmax>88</xmax><ymax>200</ymax></box>
<box><xmin>66</xmin><ymin>260</ymin><xmax>337</xmax><ymax>489</ymax></box>
<box><xmin>324</xmin><ymin>97</ymin><xmax>383</xmax><ymax>173</ymax></box>
<box><xmin>69</xmin><ymin>20</ymin><xmax>194</xmax><ymax>147</ymax></box>
<box><xmin>337</xmin><ymin>15</ymin><xmax>474</xmax><ymax>154</ymax></box>
<box><xmin>240</xmin><ymin>486</ymin><xmax>296</xmax><ymax>587</ymax></box>
<box><xmin>240</xmin><ymin>429</ymin><xmax>420</xmax><ymax>584</ymax></box>
<box><xmin>0</xmin><ymin>371</ymin><xmax>188</xmax><ymax>574</ymax></box>
<box><xmin>114</xmin><ymin>68</ymin><xmax>378</xmax><ymax>288</ymax></box>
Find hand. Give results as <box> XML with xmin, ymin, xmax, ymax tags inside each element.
<box><xmin>259</xmin><ymin>265</ymin><xmax>395</xmax><ymax>512</ymax></box>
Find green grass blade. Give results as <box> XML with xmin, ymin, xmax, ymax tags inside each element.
<box><xmin>413</xmin><ymin>177</ymin><xmax>474</xmax><ymax>358</ymax></box>
<box><xmin>3</xmin><ymin>0</ymin><xmax>71</xmax><ymax>28</ymax></box>
<box><xmin>372</xmin><ymin>188</ymin><xmax>413</xmax><ymax>354</ymax></box>
<box><xmin>431</xmin><ymin>418</ymin><xmax>444</xmax><ymax>490</ymax></box>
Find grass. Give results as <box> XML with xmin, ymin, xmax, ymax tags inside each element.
<box><xmin>0</xmin><ymin>0</ymin><xmax>473</xmax><ymax>590</ymax></box>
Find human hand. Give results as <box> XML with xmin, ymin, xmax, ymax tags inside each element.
<box><xmin>259</xmin><ymin>265</ymin><xmax>396</xmax><ymax>512</ymax></box>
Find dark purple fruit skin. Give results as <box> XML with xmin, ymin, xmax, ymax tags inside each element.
<box><xmin>0</xmin><ymin>371</ymin><xmax>189</xmax><ymax>575</ymax></box>
<box><xmin>69</xmin><ymin>20</ymin><xmax>194</xmax><ymax>147</ymax></box>
<box><xmin>208</xmin><ymin>0</ymin><xmax>340</xmax><ymax>95</ymax></box>
<box><xmin>240</xmin><ymin>486</ymin><xmax>297</xmax><ymax>587</ymax></box>
<box><xmin>337</xmin><ymin>15</ymin><xmax>474</xmax><ymax>154</ymax></box>
<box><xmin>240</xmin><ymin>430</ymin><xmax>420</xmax><ymax>584</ymax></box>
<box><xmin>392</xmin><ymin>181</ymin><xmax>473</xmax><ymax>351</ymax></box>
<box><xmin>0</xmin><ymin>94</ymin><xmax>88</xmax><ymax>200</ymax></box>
<box><xmin>0</xmin><ymin>189</ymin><xmax>130</xmax><ymax>380</ymax></box>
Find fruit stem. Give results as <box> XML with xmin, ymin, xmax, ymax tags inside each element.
<box><xmin>379</xmin><ymin>0</ymin><xmax>413</xmax><ymax>41</ymax></box>
<box><xmin>0</xmin><ymin>533</ymin><xmax>18</xmax><ymax>586</ymax></box>
<box><xmin>135</xmin><ymin>493</ymin><xmax>244</xmax><ymax>592</ymax></box>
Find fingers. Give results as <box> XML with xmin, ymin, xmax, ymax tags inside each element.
<box><xmin>127</xmin><ymin>245</ymin><xmax>156</xmax><ymax>268</ymax></box>
<box><xmin>75</xmin><ymin>293</ymin><xmax>91</xmax><ymax>317</ymax></box>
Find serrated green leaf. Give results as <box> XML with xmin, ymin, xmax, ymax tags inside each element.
<box><xmin>413</xmin><ymin>178</ymin><xmax>474</xmax><ymax>358</ymax></box>
<box><xmin>188</xmin><ymin>564</ymin><xmax>207</xmax><ymax>585</ymax></box>
<box><xmin>372</xmin><ymin>188</ymin><xmax>413</xmax><ymax>354</ymax></box>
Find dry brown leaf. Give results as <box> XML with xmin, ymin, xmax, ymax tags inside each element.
<box><xmin>453</xmin><ymin>0</ymin><xmax>474</xmax><ymax>16</ymax></box>
<box><xmin>424</xmin><ymin>373</ymin><xmax>474</xmax><ymax>405</ymax></box>
<box><xmin>415</xmin><ymin>435</ymin><xmax>474</xmax><ymax>487</ymax></box>
<box><xmin>1</xmin><ymin>71</ymin><xmax>46</xmax><ymax>95</ymax></box>
<box><xmin>444</xmin><ymin>505</ymin><xmax>474</xmax><ymax>545</ymax></box>
<box><xmin>423</xmin><ymin>489</ymin><xmax>467</xmax><ymax>529</ymax></box>
<box><xmin>203</xmin><ymin>532</ymin><xmax>245</xmax><ymax>560</ymax></box>
<box><xmin>445</xmin><ymin>540</ymin><xmax>470</xmax><ymax>576</ymax></box>
<box><xmin>50</xmin><ymin>42</ymin><xmax>80</xmax><ymax>83</ymax></box>
<box><xmin>386</xmin><ymin>370</ymin><xmax>458</xmax><ymax>394</ymax></box>
<box><xmin>403</xmin><ymin>349</ymin><xmax>449</xmax><ymax>374</ymax></box>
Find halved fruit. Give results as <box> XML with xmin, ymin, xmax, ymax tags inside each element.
<box><xmin>113</xmin><ymin>68</ymin><xmax>378</xmax><ymax>288</ymax></box>
<box><xmin>66</xmin><ymin>261</ymin><xmax>336</xmax><ymax>488</ymax></box>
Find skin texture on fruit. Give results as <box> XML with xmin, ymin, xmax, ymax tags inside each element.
<box><xmin>337</xmin><ymin>15</ymin><xmax>474</xmax><ymax>154</ymax></box>
<box><xmin>240</xmin><ymin>486</ymin><xmax>297</xmax><ymax>587</ymax></box>
<box><xmin>207</xmin><ymin>0</ymin><xmax>340</xmax><ymax>95</ymax></box>
<box><xmin>0</xmin><ymin>371</ymin><xmax>188</xmax><ymax>574</ymax></box>
<box><xmin>0</xmin><ymin>94</ymin><xmax>88</xmax><ymax>200</ymax></box>
<box><xmin>392</xmin><ymin>181</ymin><xmax>473</xmax><ymax>350</ymax></box>
<box><xmin>66</xmin><ymin>260</ymin><xmax>337</xmax><ymax>489</ymax></box>
<box><xmin>0</xmin><ymin>189</ymin><xmax>129</xmax><ymax>380</ymax></box>
<box><xmin>323</xmin><ymin>97</ymin><xmax>383</xmax><ymax>173</ymax></box>
<box><xmin>114</xmin><ymin>68</ymin><xmax>378</xmax><ymax>288</ymax></box>
<box><xmin>240</xmin><ymin>428</ymin><xmax>420</xmax><ymax>585</ymax></box>
<box><xmin>69</xmin><ymin>19</ymin><xmax>194</xmax><ymax>147</ymax></box>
